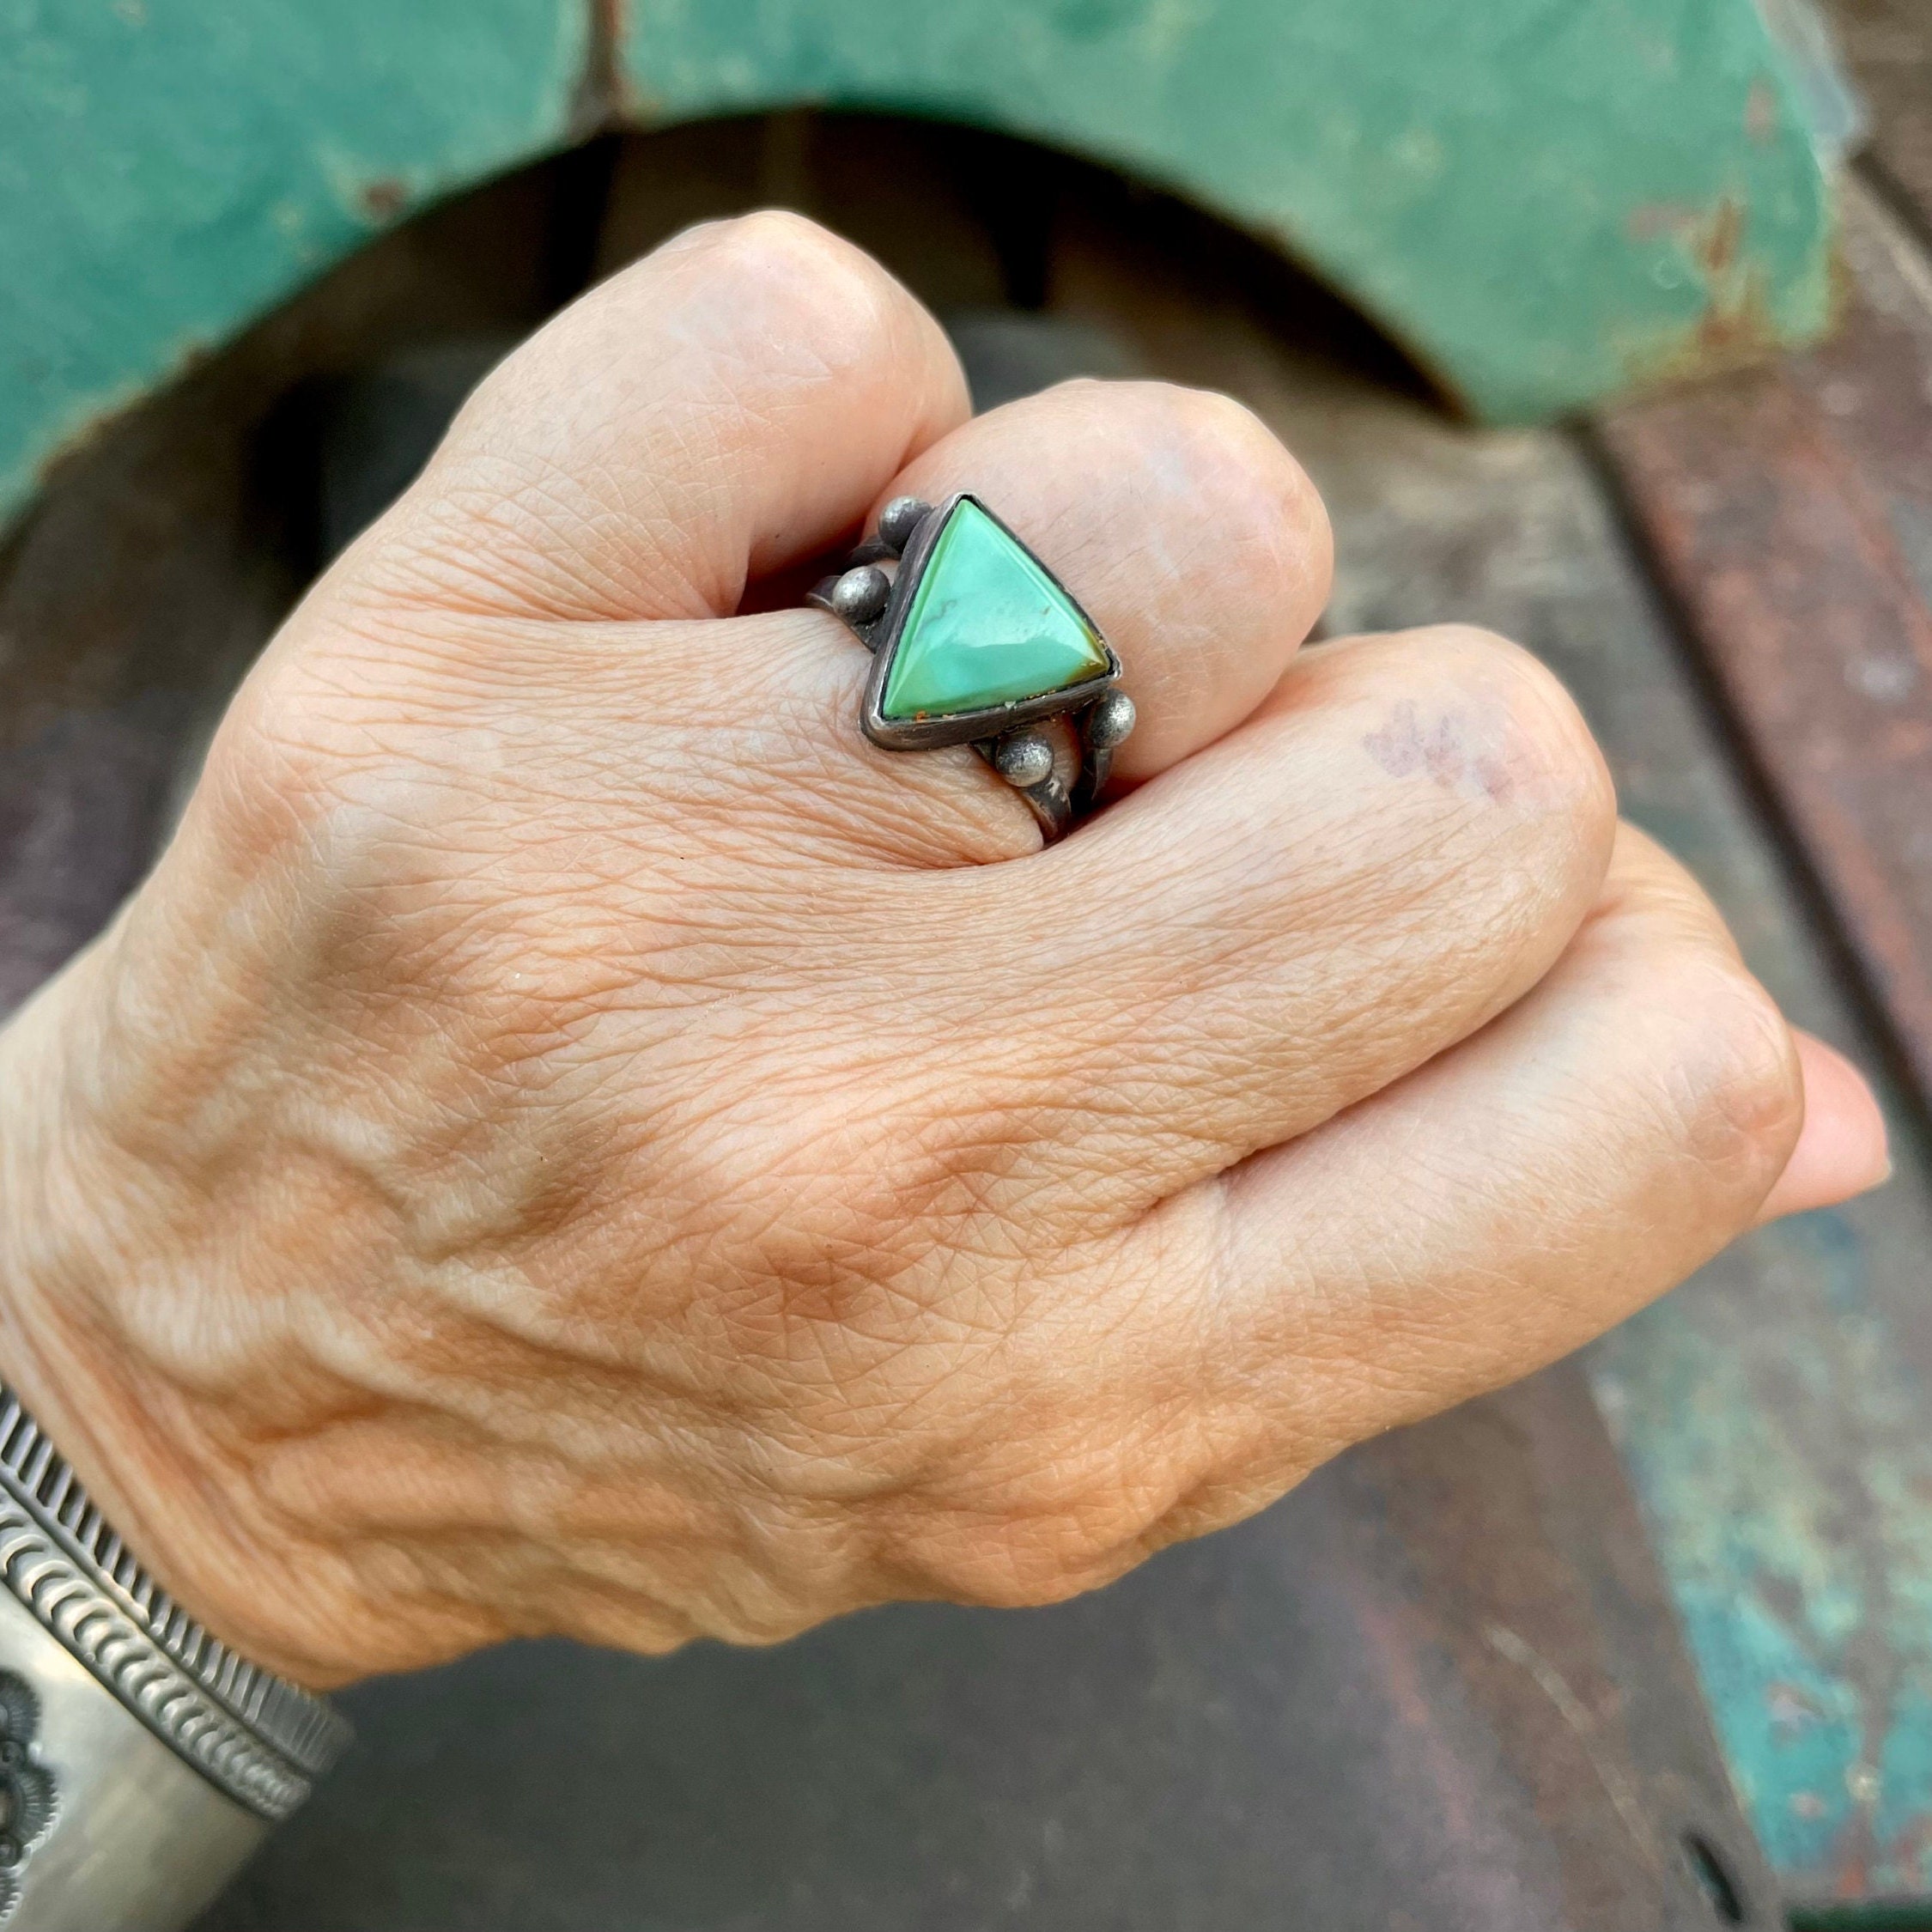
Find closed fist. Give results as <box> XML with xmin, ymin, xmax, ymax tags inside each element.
<box><xmin>0</xmin><ymin>214</ymin><xmax>1886</xmax><ymax>1687</ymax></box>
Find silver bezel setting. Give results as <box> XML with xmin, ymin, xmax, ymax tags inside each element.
<box><xmin>846</xmin><ymin>493</ymin><xmax>1123</xmax><ymax>751</ymax></box>
<box><xmin>807</xmin><ymin>493</ymin><xmax>1134</xmax><ymax>842</ymax></box>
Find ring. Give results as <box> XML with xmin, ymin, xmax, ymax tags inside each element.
<box><xmin>809</xmin><ymin>494</ymin><xmax>1136</xmax><ymax>841</ymax></box>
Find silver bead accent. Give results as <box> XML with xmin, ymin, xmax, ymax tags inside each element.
<box><xmin>878</xmin><ymin>496</ymin><xmax>933</xmax><ymax>555</ymax></box>
<box><xmin>829</xmin><ymin>565</ymin><xmax>890</xmax><ymax>625</ymax></box>
<box><xmin>1085</xmin><ymin>690</ymin><xmax>1137</xmax><ymax>750</ymax></box>
<box><xmin>991</xmin><ymin>729</ymin><xmax>1056</xmax><ymax>788</ymax></box>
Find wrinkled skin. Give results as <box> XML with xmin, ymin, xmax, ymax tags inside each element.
<box><xmin>0</xmin><ymin>215</ymin><xmax>1889</xmax><ymax>1688</ymax></box>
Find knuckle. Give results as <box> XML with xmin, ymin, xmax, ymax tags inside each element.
<box><xmin>684</xmin><ymin>206</ymin><xmax>848</xmax><ymax>273</ymax></box>
<box><xmin>1174</xmin><ymin>387</ymin><xmax>1334</xmax><ymax>589</ymax></box>
<box><xmin>909</xmin><ymin>1514</ymin><xmax>1125</xmax><ymax>1611</ymax></box>
<box><xmin>1175</xmin><ymin>384</ymin><xmax>1307</xmax><ymax>487</ymax></box>
<box><xmin>895</xmin><ymin>1444</ymin><xmax>1178</xmax><ymax>1610</ymax></box>
<box><xmin>1080</xmin><ymin>381</ymin><xmax>1334</xmax><ymax>592</ymax></box>
<box><xmin>1142</xmin><ymin>380</ymin><xmax>1276</xmax><ymax>468</ymax></box>
<box><xmin>193</xmin><ymin>659</ymin><xmax>349</xmax><ymax>830</ymax></box>
<box><xmin>192</xmin><ymin>614</ymin><xmax>473</xmax><ymax>838</ymax></box>
<box><xmin>676</xmin><ymin>210</ymin><xmax>907</xmax><ymax>357</ymax></box>
<box><xmin>1414</xmin><ymin>623</ymin><xmax>1615</xmax><ymax>835</ymax></box>
<box><xmin>1425</xmin><ymin>623</ymin><xmax>1583</xmax><ymax>750</ymax></box>
<box><xmin>1667</xmin><ymin>958</ymin><xmax>1805</xmax><ymax>1197</ymax></box>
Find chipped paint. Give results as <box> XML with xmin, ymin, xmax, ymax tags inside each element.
<box><xmin>1</xmin><ymin>0</ymin><xmax>1842</xmax><ymax>531</ymax></box>
<box><xmin>1594</xmin><ymin>1204</ymin><xmax>1932</xmax><ymax>1901</ymax></box>
<box><xmin>1596</xmin><ymin>272</ymin><xmax>1932</xmax><ymax>1898</ymax></box>
<box><xmin>0</xmin><ymin>0</ymin><xmax>588</xmax><ymax>530</ymax></box>
<box><xmin>1614</xmin><ymin>185</ymin><xmax>1833</xmax><ymax>397</ymax></box>
<box><xmin>611</xmin><ymin>0</ymin><xmax>1840</xmax><ymax>423</ymax></box>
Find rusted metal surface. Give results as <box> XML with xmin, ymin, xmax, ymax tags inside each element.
<box><xmin>1587</xmin><ymin>181</ymin><xmax>1932</xmax><ymax>1910</ymax></box>
<box><xmin>1598</xmin><ymin>184</ymin><xmax>1932</xmax><ymax>1110</ymax></box>
<box><xmin>1048</xmin><ymin>184</ymin><xmax>1932</xmax><ymax>1911</ymax></box>
<box><xmin>1359</xmin><ymin>1368</ymin><xmax>1783</xmax><ymax>1929</ymax></box>
<box><xmin>201</xmin><ymin>1369</ymin><xmax>1777</xmax><ymax>1932</ymax></box>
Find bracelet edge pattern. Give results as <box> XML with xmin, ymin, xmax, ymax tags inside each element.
<box><xmin>0</xmin><ymin>1385</ymin><xmax>349</xmax><ymax>1820</ymax></box>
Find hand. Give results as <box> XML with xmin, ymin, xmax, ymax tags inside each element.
<box><xmin>0</xmin><ymin>215</ymin><xmax>1888</xmax><ymax>1688</ymax></box>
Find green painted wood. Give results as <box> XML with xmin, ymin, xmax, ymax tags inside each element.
<box><xmin>1593</xmin><ymin>1211</ymin><xmax>1932</xmax><ymax>1903</ymax></box>
<box><xmin>0</xmin><ymin>0</ymin><xmax>586</xmax><ymax>530</ymax></box>
<box><xmin>620</xmin><ymin>0</ymin><xmax>1839</xmax><ymax>422</ymax></box>
<box><xmin>2</xmin><ymin>0</ymin><xmax>1838</xmax><ymax>531</ymax></box>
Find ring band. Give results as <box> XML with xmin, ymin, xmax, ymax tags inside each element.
<box><xmin>810</xmin><ymin>495</ymin><xmax>1135</xmax><ymax>841</ymax></box>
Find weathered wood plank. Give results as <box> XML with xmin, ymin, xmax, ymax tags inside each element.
<box><xmin>1825</xmin><ymin>0</ymin><xmax>1932</xmax><ymax>232</ymax></box>
<box><xmin>0</xmin><ymin>0</ymin><xmax>1841</xmax><ymax>532</ymax></box>
<box><xmin>1050</xmin><ymin>185</ymin><xmax>1932</xmax><ymax>1907</ymax></box>
<box><xmin>1598</xmin><ymin>185</ymin><xmax>1932</xmax><ymax>1114</ymax></box>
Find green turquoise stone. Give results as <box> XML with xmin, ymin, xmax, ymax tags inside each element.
<box><xmin>880</xmin><ymin>500</ymin><xmax>1109</xmax><ymax>720</ymax></box>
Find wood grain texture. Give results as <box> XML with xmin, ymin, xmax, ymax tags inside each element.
<box><xmin>1051</xmin><ymin>182</ymin><xmax>1932</xmax><ymax>1908</ymax></box>
<box><xmin>0</xmin><ymin>0</ymin><xmax>1839</xmax><ymax>534</ymax></box>
<box><xmin>1826</xmin><ymin>0</ymin><xmax>1932</xmax><ymax>231</ymax></box>
<box><xmin>1599</xmin><ymin>186</ymin><xmax>1932</xmax><ymax>1112</ymax></box>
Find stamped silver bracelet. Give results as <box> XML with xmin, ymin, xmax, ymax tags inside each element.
<box><xmin>0</xmin><ymin>1381</ymin><xmax>351</xmax><ymax>1931</ymax></box>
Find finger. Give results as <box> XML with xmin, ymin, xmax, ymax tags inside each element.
<box><xmin>349</xmin><ymin>212</ymin><xmax>970</xmax><ymax>623</ymax></box>
<box><xmin>829</xmin><ymin>825</ymin><xmax>1814</xmax><ymax>1613</ymax></box>
<box><xmin>1754</xmin><ymin>1030</ymin><xmax>1891</xmax><ymax>1224</ymax></box>
<box><xmin>1183</xmin><ymin>822</ymin><xmax>1805</xmax><ymax>1499</ymax></box>
<box><xmin>926</xmin><ymin>625</ymin><xmax>1617</xmax><ymax>1203</ymax></box>
<box><xmin>873</xmin><ymin>380</ymin><xmax>1333</xmax><ymax>781</ymax></box>
<box><xmin>411</xmin><ymin>378</ymin><xmax>1334</xmax><ymax>872</ymax></box>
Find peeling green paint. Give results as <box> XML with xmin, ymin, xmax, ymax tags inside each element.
<box><xmin>1593</xmin><ymin>1208</ymin><xmax>1932</xmax><ymax>1899</ymax></box>
<box><xmin>1</xmin><ymin>0</ymin><xmax>1840</xmax><ymax>529</ymax></box>
<box><xmin>0</xmin><ymin>0</ymin><xmax>586</xmax><ymax>526</ymax></box>
<box><xmin>614</xmin><ymin>0</ymin><xmax>1839</xmax><ymax>422</ymax></box>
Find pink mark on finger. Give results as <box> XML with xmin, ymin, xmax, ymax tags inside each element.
<box><xmin>1363</xmin><ymin>700</ymin><xmax>1516</xmax><ymax>804</ymax></box>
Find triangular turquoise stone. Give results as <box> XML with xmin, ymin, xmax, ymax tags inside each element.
<box><xmin>880</xmin><ymin>500</ymin><xmax>1109</xmax><ymax>720</ymax></box>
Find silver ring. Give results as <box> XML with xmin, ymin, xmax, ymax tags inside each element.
<box><xmin>809</xmin><ymin>494</ymin><xmax>1136</xmax><ymax>841</ymax></box>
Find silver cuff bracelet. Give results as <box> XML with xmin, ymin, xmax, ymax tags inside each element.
<box><xmin>0</xmin><ymin>1383</ymin><xmax>350</xmax><ymax>1930</ymax></box>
